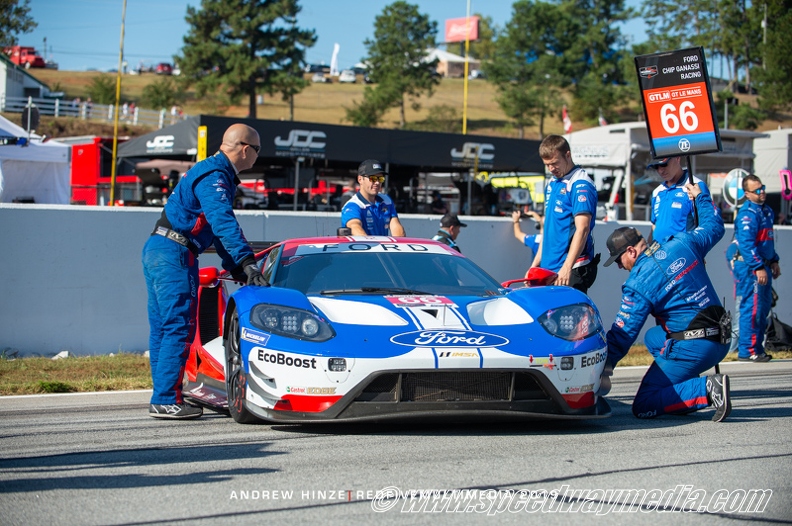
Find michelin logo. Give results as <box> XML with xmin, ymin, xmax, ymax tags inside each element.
<box><xmin>241</xmin><ymin>327</ymin><xmax>270</xmax><ymax>345</ymax></box>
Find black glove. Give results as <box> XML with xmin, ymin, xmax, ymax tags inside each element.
<box><xmin>243</xmin><ymin>263</ymin><xmax>269</xmax><ymax>287</ymax></box>
<box><xmin>230</xmin><ymin>266</ymin><xmax>247</xmax><ymax>283</ymax></box>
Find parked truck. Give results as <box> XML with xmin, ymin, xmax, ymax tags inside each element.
<box><xmin>3</xmin><ymin>45</ymin><xmax>46</xmax><ymax>69</ymax></box>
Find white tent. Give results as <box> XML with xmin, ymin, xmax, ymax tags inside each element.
<box><xmin>0</xmin><ymin>115</ymin><xmax>71</xmax><ymax>204</ymax></box>
<box><xmin>753</xmin><ymin>128</ymin><xmax>792</xmax><ymax>194</ymax></box>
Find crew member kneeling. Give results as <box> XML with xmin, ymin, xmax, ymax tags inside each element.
<box><xmin>602</xmin><ymin>183</ymin><xmax>732</xmax><ymax>422</ymax></box>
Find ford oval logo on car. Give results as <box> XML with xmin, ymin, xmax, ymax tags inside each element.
<box><xmin>667</xmin><ymin>257</ymin><xmax>686</xmax><ymax>275</ymax></box>
<box><xmin>390</xmin><ymin>330</ymin><xmax>509</xmax><ymax>347</ymax></box>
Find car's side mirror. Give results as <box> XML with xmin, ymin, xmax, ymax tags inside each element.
<box><xmin>199</xmin><ymin>267</ymin><xmax>219</xmax><ymax>287</ymax></box>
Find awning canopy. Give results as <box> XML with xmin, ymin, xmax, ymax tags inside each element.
<box><xmin>117</xmin><ymin>115</ymin><xmax>543</xmax><ymax>179</ymax></box>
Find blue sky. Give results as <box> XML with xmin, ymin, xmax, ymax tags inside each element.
<box><xmin>24</xmin><ymin>0</ymin><xmax>647</xmax><ymax>72</ymax></box>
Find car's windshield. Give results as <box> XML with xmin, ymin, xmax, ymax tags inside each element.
<box><xmin>272</xmin><ymin>250</ymin><xmax>503</xmax><ymax>297</ymax></box>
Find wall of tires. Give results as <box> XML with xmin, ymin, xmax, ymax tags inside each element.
<box><xmin>1</xmin><ymin>203</ymin><xmax>790</xmax><ymax>355</ymax></box>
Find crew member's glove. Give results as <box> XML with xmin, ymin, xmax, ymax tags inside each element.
<box><xmin>243</xmin><ymin>264</ymin><xmax>268</xmax><ymax>287</ymax></box>
<box><xmin>230</xmin><ymin>266</ymin><xmax>247</xmax><ymax>283</ymax></box>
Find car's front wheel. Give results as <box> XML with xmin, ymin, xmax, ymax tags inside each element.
<box><xmin>225</xmin><ymin>307</ymin><xmax>261</xmax><ymax>424</ymax></box>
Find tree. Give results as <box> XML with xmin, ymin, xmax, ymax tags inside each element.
<box><xmin>641</xmin><ymin>0</ymin><xmax>763</xmax><ymax>91</ymax></box>
<box><xmin>0</xmin><ymin>0</ymin><xmax>36</xmax><ymax>47</ymax></box>
<box><xmin>142</xmin><ymin>77</ymin><xmax>185</xmax><ymax>110</ymax></box>
<box><xmin>752</xmin><ymin>0</ymin><xmax>792</xmax><ymax>112</ymax></box>
<box><xmin>176</xmin><ymin>0</ymin><xmax>316</xmax><ymax>119</ymax></box>
<box><xmin>345</xmin><ymin>85</ymin><xmax>395</xmax><ymax>127</ymax></box>
<box><xmin>562</xmin><ymin>0</ymin><xmax>634</xmax><ymax>123</ymax></box>
<box><xmin>266</xmin><ymin>28</ymin><xmax>309</xmax><ymax>121</ymax></box>
<box><xmin>485</xmin><ymin>0</ymin><xmax>567</xmax><ymax>138</ymax></box>
<box><xmin>350</xmin><ymin>1</ymin><xmax>439</xmax><ymax>128</ymax></box>
<box><xmin>87</xmin><ymin>75</ymin><xmax>120</xmax><ymax>105</ymax></box>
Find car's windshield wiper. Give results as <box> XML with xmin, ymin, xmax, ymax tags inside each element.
<box><xmin>320</xmin><ymin>287</ymin><xmax>431</xmax><ymax>296</ymax></box>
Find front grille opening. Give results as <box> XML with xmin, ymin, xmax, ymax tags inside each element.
<box><xmin>355</xmin><ymin>373</ymin><xmax>398</xmax><ymax>402</ymax></box>
<box><xmin>401</xmin><ymin>372</ymin><xmax>511</xmax><ymax>402</ymax></box>
<box><xmin>513</xmin><ymin>373</ymin><xmax>549</xmax><ymax>400</ymax></box>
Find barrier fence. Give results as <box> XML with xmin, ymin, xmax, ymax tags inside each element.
<box><xmin>0</xmin><ymin>95</ymin><xmax>189</xmax><ymax>130</ymax></box>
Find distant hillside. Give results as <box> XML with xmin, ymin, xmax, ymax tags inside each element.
<box><xmin>22</xmin><ymin>69</ymin><xmax>792</xmax><ymax>139</ymax></box>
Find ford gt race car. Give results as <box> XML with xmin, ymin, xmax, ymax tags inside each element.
<box><xmin>183</xmin><ymin>235</ymin><xmax>611</xmax><ymax>424</ymax></box>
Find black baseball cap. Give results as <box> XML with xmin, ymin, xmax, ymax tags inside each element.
<box><xmin>604</xmin><ymin>227</ymin><xmax>643</xmax><ymax>267</ymax></box>
<box><xmin>440</xmin><ymin>213</ymin><xmax>467</xmax><ymax>228</ymax></box>
<box><xmin>647</xmin><ymin>157</ymin><xmax>671</xmax><ymax>169</ymax></box>
<box><xmin>357</xmin><ymin>159</ymin><xmax>388</xmax><ymax>177</ymax></box>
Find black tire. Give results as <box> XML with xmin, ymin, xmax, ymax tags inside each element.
<box><xmin>225</xmin><ymin>307</ymin><xmax>261</xmax><ymax>424</ymax></box>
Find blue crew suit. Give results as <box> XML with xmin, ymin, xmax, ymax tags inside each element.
<box><xmin>142</xmin><ymin>151</ymin><xmax>254</xmax><ymax>405</ymax></box>
<box><xmin>650</xmin><ymin>172</ymin><xmax>710</xmax><ymax>243</ymax></box>
<box><xmin>541</xmin><ymin>166</ymin><xmax>597</xmax><ymax>272</ymax></box>
<box><xmin>340</xmin><ymin>192</ymin><xmax>398</xmax><ymax>236</ymax></box>
<box><xmin>607</xmin><ymin>193</ymin><xmax>727</xmax><ymax>418</ymax></box>
<box><xmin>729</xmin><ymin>199</ymin><xmax>779</xmax><ymax>359</ymax></box>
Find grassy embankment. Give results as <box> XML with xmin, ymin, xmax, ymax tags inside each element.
<box><xmin>28</xmin><ymin>69</ymin><xmax>612</xmax><ymax>138</ymax></box>
<box><xmin>28</xmin><ymin>68</ymin><xmax>791</xmax><ymax>138</ymax></box>
<box><xmin>1</xmin><ymin>348</ymin><xmax>788</xmax><ymax>396</ymax></box>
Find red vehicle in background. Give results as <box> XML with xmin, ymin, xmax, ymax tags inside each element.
<box><xmin>3</xmin><ymin>45</ymin><xmax>46</xmax><ymax>69</ymax></box>
<box><xmin>67</xmin><ymin>137</ymin><xmax>145</xmax><ymax>205</ymax></box>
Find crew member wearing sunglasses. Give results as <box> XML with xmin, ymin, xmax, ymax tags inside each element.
<box><xmin>725</xmin><ymin>174</ymin><xmax>781</xmax><ymax>363</ymax></box>
<box><xmin>647</xmin><ymin>156</ymin><xmax>713</xmax><ymax>244</ymax></box>
<box><xmin>341</xmin><ymin>159</ymin><xmax>405</xmax><ymax>237</ymax></box>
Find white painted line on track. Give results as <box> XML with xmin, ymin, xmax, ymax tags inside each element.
<box><xmin>1</xmin><ymin>389</ymin><xmax>152</xmax><ymax>400</ymax></box>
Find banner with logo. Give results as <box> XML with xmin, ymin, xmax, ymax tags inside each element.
<box><xmin>634</xmin><ymin>47</ymin><xmax>721</xmax><ymax>159</ymax></box>
<box><xmin>118</xmin><ymin>115</ymin><xmax>543</xmax><ymax>174</ymax></box>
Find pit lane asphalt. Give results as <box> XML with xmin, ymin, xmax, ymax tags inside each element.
<box><xmin>1</xmin><ymin>361</ymin><xmax>790</xmax><ymax>525</ymax></box>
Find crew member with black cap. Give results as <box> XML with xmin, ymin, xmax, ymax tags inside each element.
<box><xmin>601</xmin><ymin>182</ymin><xmax>732</xmax><ymax>422</ymax></box>
<box><xmin>341</xmin><ymin>159</ymin><xmax>405</xmax><ymax>236</ymax></box>
<box><xmin>648</xmin><ymin>155</ymin><xmax>711</xmax><ymax>243</ymax></box>
<box><xmin>142</xmin><ymin>123</ymin><xmax>266</xmax><ymax>420</ymax></box>
<box><xmin>432</xmin><ymin>213</ymin><xmax>466</xmax><ymax>252</ymax></box>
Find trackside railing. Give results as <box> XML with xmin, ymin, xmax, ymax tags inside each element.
<box><xmin>0</xmin><ymin>95</ymin><xmax>189</xmax><ymax>129</ymax></box>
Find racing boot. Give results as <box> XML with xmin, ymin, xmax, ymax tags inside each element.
<box><xmin>149</xmin><ymin>403</ymin><xmax>203</xmax><ymax>420</ymax></box>
<box><xmin>706</xmin><ymin>374</ymin><xmax>731</xmax><ymax>423</ymax></box>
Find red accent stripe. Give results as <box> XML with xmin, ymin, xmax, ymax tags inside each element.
<box><xmin>274</xmin><ymin>394</ymin><xmax>343</xmax><ymax>413</ymax></box>
<box><xmin>561</xmin><ymin>392</ymin><xmax>595</xmax><ymax>409</ymax></box>
<box><xmin>749</xmin><ymin>291</ymin><xmax>759</xmax><ymax>354</ymax></box>
<box><xmin>665</xmin><ymin>396</ymin><xmax>708</xmax><ymax>413</ymax></box>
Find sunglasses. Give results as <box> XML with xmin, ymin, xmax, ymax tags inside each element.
<box><xmin>616</xmin><ymin>247</ymin><xmax>631</xmax><ymax>269</ymax></box>
<box><xmin>364</xmin><ymin>175</ymin><xmax>386</xmax><ymax>183</ymax></box>
<box><xmin>240</xmin><ymin>142</ymin><xmax>260</xmax><ymax>154</ymax></box>
<box><xmin>746</xmin><ymin>185</ymin><xmax>766</xmax><ymax>195</ymax></box>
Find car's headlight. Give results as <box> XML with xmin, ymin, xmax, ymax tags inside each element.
<box><xmin>538</xmin><ymin>303</ymin><xmax>602</xmax><ymax>341</ymax></box>
<box><xmin>250</xmin><ymin>304</ymin><xmax>335</xmax><ymax>342</ymax></box>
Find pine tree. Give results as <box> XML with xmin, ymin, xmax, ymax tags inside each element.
<box><xmin>347</xmin><ymin>1</ymin><xmax>439</xmax><ymax>128</ymax></box>
<box><xmin>176</xmin><ymin>0</ymin><xmax>315</xmax><ymax>119</ymax></box>
<box><xmin>0</xmin><ymin>0</ymin><xmax>37</xmax><ymax>47</ymax></box>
